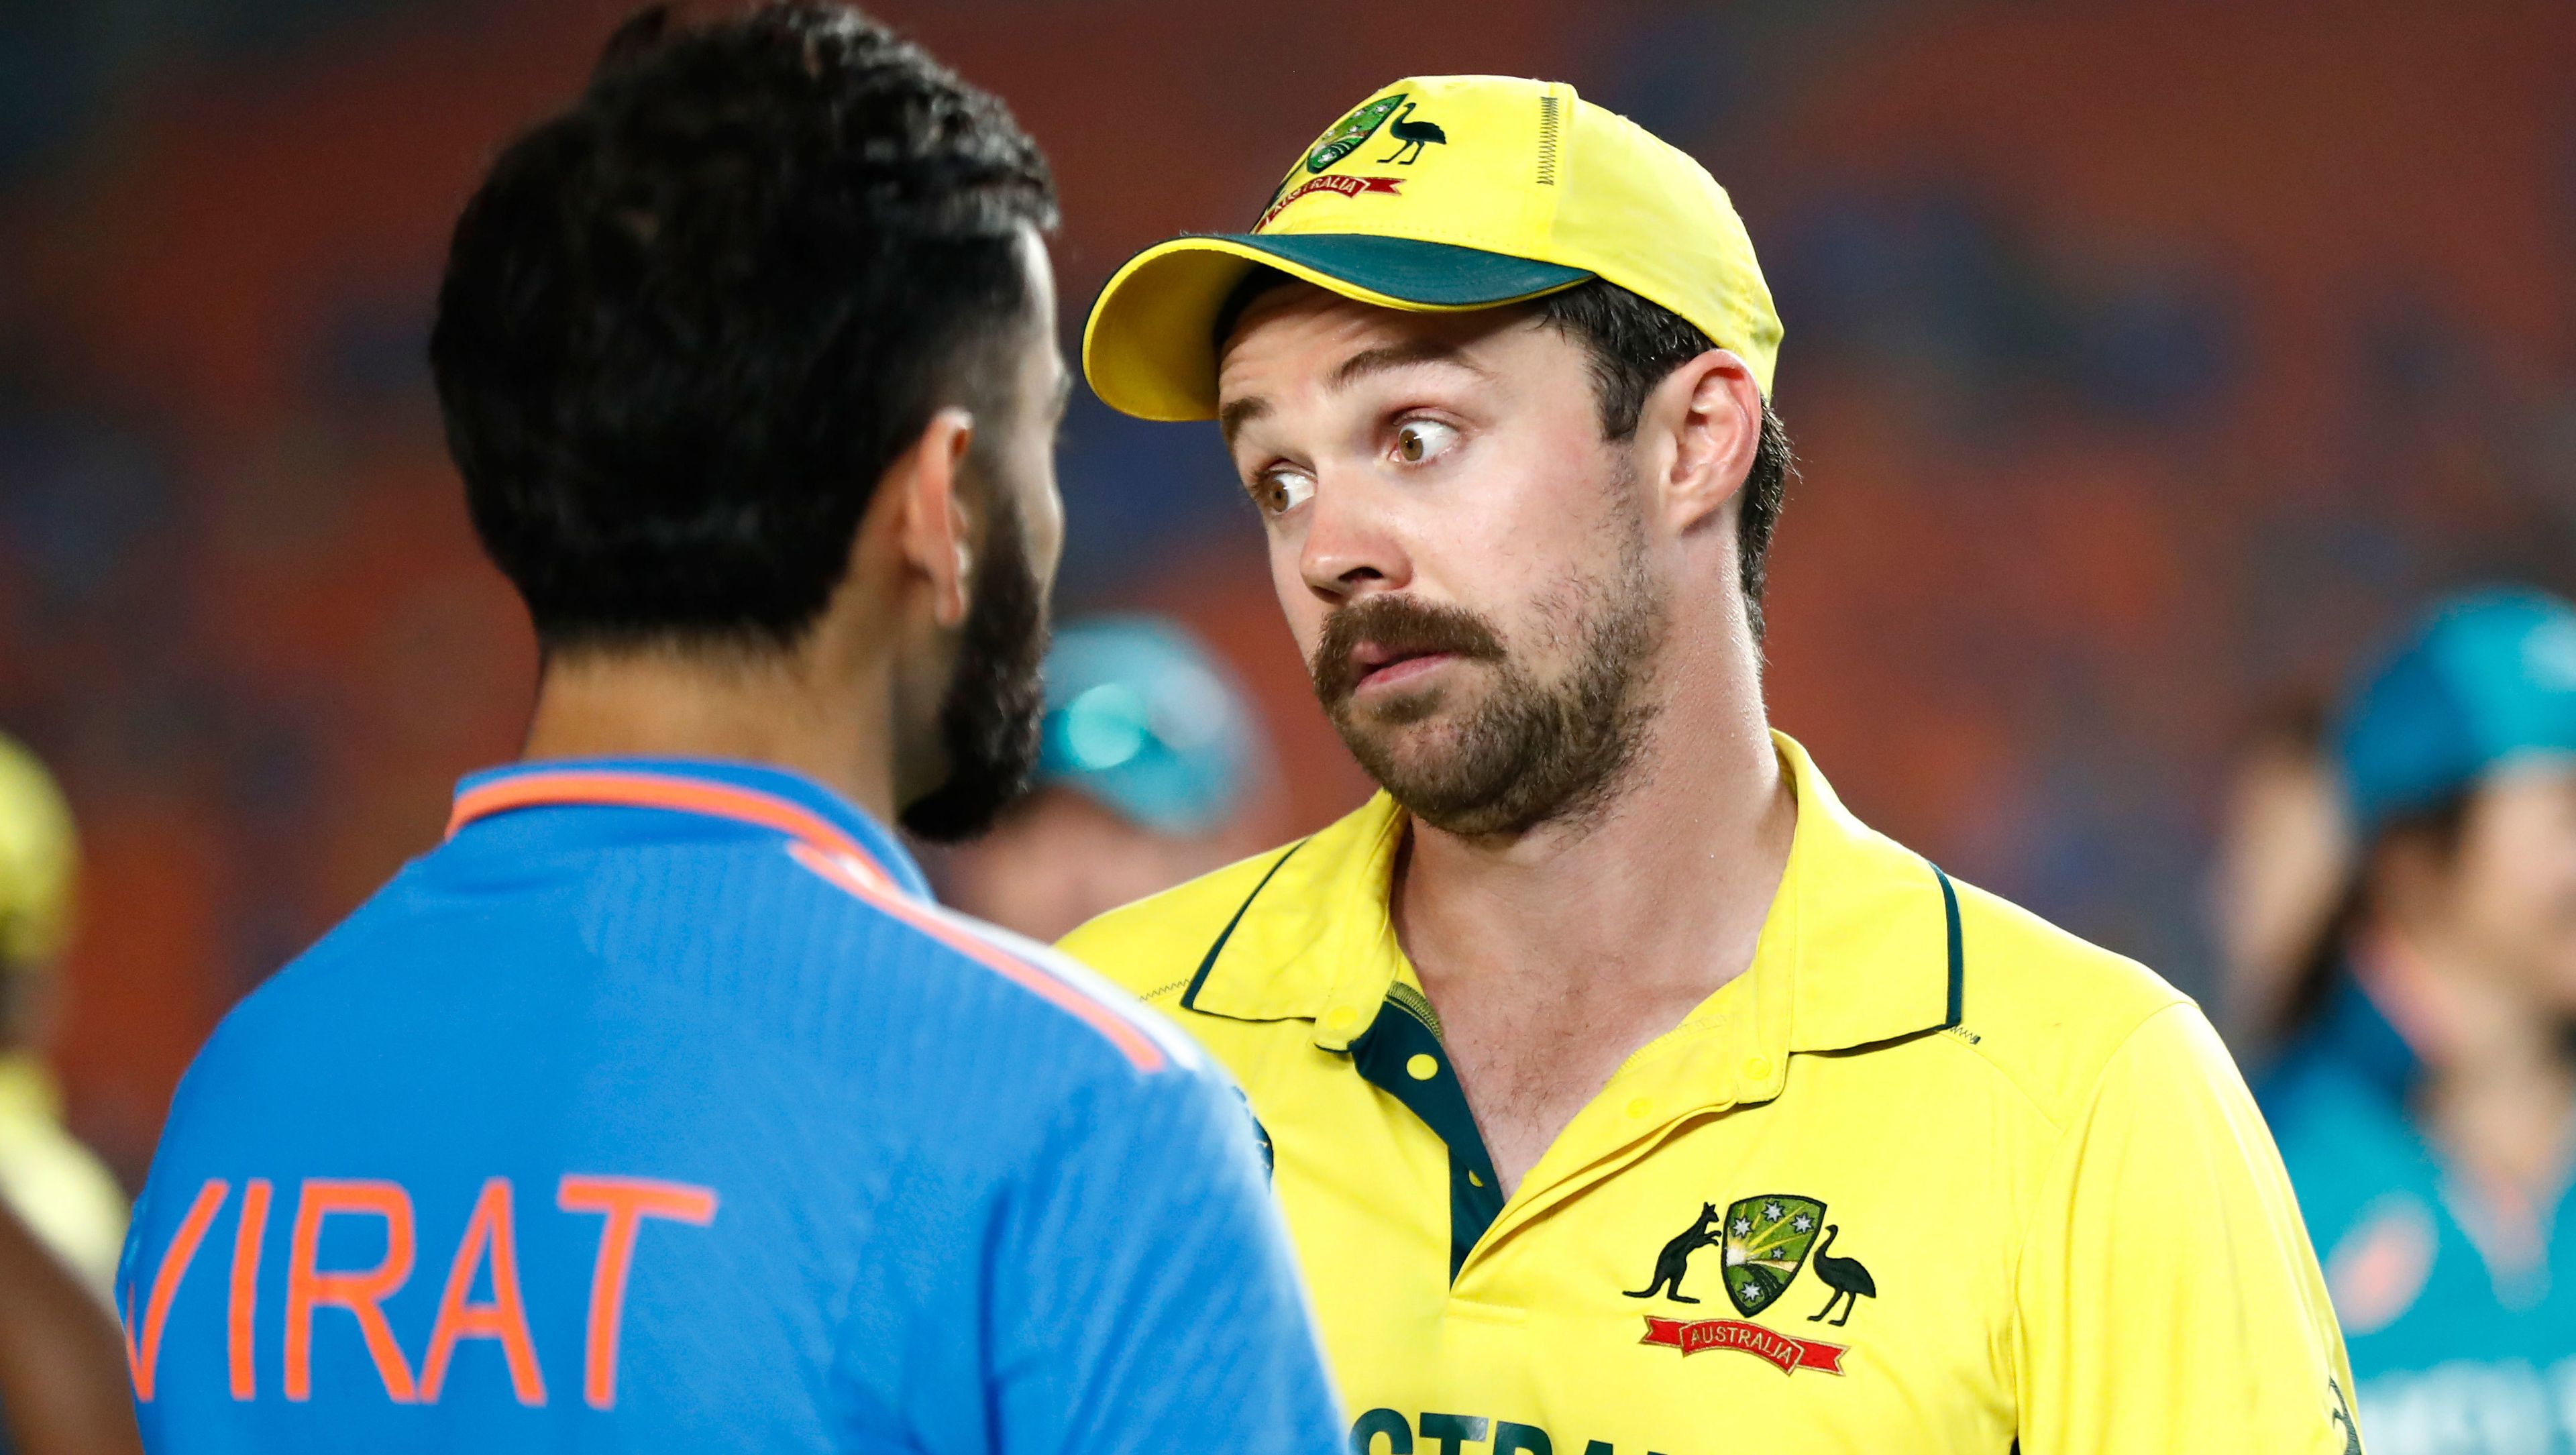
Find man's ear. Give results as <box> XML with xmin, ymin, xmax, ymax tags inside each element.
<box><xmin>1646</xmin><ymin>349</ymin><xmax>1762</xmax><ymax>537</ymax></box>
<box><xmin>883</xmin><ymin>407</ymin><xmax>979</xmax><ymax>629</ymax></box>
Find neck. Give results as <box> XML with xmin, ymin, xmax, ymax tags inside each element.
<box><xmin>1394</xmin><ymin>600</ymin><xmax>1794</xmax><ymax>1007</ymax></box>
<box><xmin>2363</xmin><ymin>921</ymin><xmax>2576</xmax><ymax>1208</ymax></box>
<box><xmin>520</xmin><ymin>641</ymin><xmax>900</xmax><ymax>825</ymax></box>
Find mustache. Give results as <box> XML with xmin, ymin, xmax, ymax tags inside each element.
<box><xmin>1309</xmin><ymin>595</ymin><xmax>1507</xmax><ymax>706</ymax></box>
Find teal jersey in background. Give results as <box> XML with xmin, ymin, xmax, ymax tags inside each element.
<box><xmin>2261</xmin><ymin>979</ymin><xmax>2576</xmax><ymax>1455</ymax></box>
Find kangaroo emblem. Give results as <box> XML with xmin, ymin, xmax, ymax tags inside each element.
<box><xmin>1625</xmin><ymin>1203</ymin><xmax>1723</xmax><ymax>1303</ymax></box>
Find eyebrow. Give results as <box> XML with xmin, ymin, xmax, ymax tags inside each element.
<box><xmin>1218</xmin><ymin>395</ymin><xmax>1270</xmax><ymax>441</ymax></box>
<box><xmin>1328</xmin><ymin>338</ymin><xmax>1485</xmax><ymax>390</ymax></box>
<box><xmin>1218</xmin><ymin>338</ymin><xmax>1485</xmax><ymax>443</ymax></box>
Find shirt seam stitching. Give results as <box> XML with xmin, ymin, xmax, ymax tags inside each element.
<box><xmin>2002</xmin><ymin>1000</ymin><xmax>2196</xmax><ymax>1410</ymax></box>
<box><xmin>1937</xmin><ymin>1025</ymin><xmax>2067</xmax><ymax>1130</ymax></box>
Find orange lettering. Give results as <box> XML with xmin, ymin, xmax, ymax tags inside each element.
<box><xmin>123</xmin><ymin>1179</ymin><xmax>227</xmax><ymax>1401</ymax></box>
<box><xmin>419</xmin><ymin>1178</ymin><xmax>545</xmax><ymax>1405</ymax></box>
<box><xmin>283</xmin><ymin>1179</ymin><xmax>419</xmax><ymax>1401</ymax></box>
<box><xmin>557</xmin><ymin>1175</ymin><xmax>717</xmax><ymax>1409</ymax></box>
<box><xmin>227</xmin><ymin>1179</ymin><xmax>270</xmax><ymax>1399</ymax></box>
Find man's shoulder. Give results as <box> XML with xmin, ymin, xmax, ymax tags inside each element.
<box><xmin>1059</xmin><ymin>840</ymin><xmax>1311</xmax><ymax>1003</ymax></box>
<box><xmin>719</xmin><ymin>841</ymin><xmax>1210</xmax><ymax>1085</ymax></box>
<box><xmin>198</xmin><ymin>838</ymin><xmax>1201</xmax><ymax>1110</ymax></box>
<box><xmin>1936</xmin><ymin>873</ymin><xmax>2210</xmax><ymax>1130</ymax></box>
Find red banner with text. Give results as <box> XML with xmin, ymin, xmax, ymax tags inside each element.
<box><xmin>1639</xmin><ymin>1316</ymin><xmax>1848</xmax><ymax>1376</ymax></box>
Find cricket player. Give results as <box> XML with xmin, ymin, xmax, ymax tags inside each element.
<box><xmin>115</xmin><ymin>7</ymin><xmax>1340</xmax><ymax>1452</ymax></box>
<box><xmin>1067</xmin><ymin>74</ymin><xmax>2362</xmax><ymax>1452</ymax></box>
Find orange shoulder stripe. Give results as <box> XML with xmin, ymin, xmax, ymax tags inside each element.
<box><xmin>449</xmin><ymin>771</ymin><xmax>898</xmax><ymax>894</ymax></box>
<box><xmin>786</xmin><ymin>843</ymin><xmax>1169</xmax><ymax>1073</ymax></box>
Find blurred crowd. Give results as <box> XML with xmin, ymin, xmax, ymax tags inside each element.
<box><xmin>0</xmin><ymin>1</ymin><xmax>2572</xmax><ymax>1451</ymax></box>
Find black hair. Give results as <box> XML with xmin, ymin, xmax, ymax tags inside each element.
<box><xmin>1533</xmin><ymin>282</ymin><xmax>1794</xmax><ymax>641</ymax></box>
<box><xmin>431</xmin><ymin>2</ymin><xmax>1057</xmax><ymax>651</ymax></box>
<box><xmin>1214</xmin><ymin>271</ymin><xmax>1794</xmax><ymax>637</ymax></box>
<box><xmin>2274</xmin><ymin>794</ymin><xmax>2471</xmax><ymax>1046</ymax></box>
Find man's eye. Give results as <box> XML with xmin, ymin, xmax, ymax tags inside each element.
<box><xmin>1252</xmin><ymin>470</ymin><xmax>1316</xmax><ymax>517</ymax></box>
<box><xmin>1394</xmin><ymin>419</ymin><xmax>1460</xmax><ymax>465</ymax></box>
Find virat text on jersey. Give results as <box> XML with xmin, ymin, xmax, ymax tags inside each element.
<box><xmin>125</xmin><ymin>1173</ymin><xmax>712</xmax><ymax>1409</ymax></box>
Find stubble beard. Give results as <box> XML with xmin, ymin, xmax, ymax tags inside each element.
<box><xmin>1310</xmin><ymin>506</ymin><xmax>1668</xmax><ymax>840</ymax></box>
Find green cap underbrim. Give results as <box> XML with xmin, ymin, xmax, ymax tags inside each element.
<box><xmin>1082</xmin><ymin>233</ymin><xmax>1594</xmax><ymax>422</ymax></box>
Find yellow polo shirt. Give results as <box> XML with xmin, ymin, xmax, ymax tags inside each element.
<box><xmin>1061</xmin><ymin>734</ymin><xmax>2362</xmax><ymax>1454</ymax></box>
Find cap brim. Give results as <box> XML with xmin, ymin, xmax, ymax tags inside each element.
<box><xmin>1081</xmin><ymin>233</ymin><xmax>1593</xmax><ymax>422</ymax></box>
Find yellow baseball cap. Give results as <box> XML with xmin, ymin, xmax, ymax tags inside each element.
<box><xmin>1082</xmin><ymin>74</ymin><xmax>1782</xmax><ymax>423</ymax></box>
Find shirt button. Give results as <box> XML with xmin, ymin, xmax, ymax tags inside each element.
<box><xmin>1625</xmin><ymin>1097</ymin><xmax>1654</xmax><ymax>1119</ymax></box>
<box><xmin>1743</xmin><ymin>1055</ymin><xmax>1772</xmax><ymax>1081</ymax></box>
<box><xmin>1406</xmin><ymin>1053</ymin><xmax>1439</xmax><ymax>1081</ymax></box>
<box><xmin>1326</xmin><ymin>1006</ymin><xmax>1359</xmax><ymax>1032</ymax></box>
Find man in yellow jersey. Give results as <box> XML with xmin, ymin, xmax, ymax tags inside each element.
<box><xmin>1066</xmin><ymin>74</ymin><xmax>2362</xmax><ymax>1454</ymax></box>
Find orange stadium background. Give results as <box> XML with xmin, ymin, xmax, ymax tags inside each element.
<box><xmin>1</xmin><ymin>0</ymin><xmax>2571</xmax><ymax>1182</ymax></box>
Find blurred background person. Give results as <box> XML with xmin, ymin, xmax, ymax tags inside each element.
<box><xmin>0</xmin><ymin>1193</ymin><xmax>142</xmax><ymax>1455</ymax></box>
<box><xmin>2259</xmin><ymin>588</ymin><xmax>2576</xmax><ymax>1454</ymax></box>
<box><xmin>0</xmin><ymin>735</ymin><xmax>140</xmax><ymax>1454</ymax></box>
<box><xmin>938</xmin><ymin>616</ymin><xmax>1279</xmax><ymax>942</ymax></box>
<box><xmin>0</xmin><ymin>736</ymin><xmax>125</xmax><ymax>1295</ymax></box>
<box><xmin>2206</xmin><ymin>693</ymin><xmax>2351</xmax><ymax>1055</ymax></box>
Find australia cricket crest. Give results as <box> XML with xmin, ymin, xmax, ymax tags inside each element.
<box><xmin>1305</xmin><ymin>94</ymin><xmax>1406</xmax><ymax>172</ymax></box>
<box><xmin>1721</xmin><ymin>1194</ymin><xmax>1825</xmax><ymax>1317</ymax></box>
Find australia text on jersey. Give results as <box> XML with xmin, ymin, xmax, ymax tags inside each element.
<box><xmin>123</xmin><ymin>1173</ymin><xmax>715</xmax><ymax>1409</ymax></box>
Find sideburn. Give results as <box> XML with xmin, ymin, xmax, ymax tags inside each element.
<box><xmin>898</xmin><ymin>487</ymin><xmax>1050</xmax><ymax>844</ymax></box>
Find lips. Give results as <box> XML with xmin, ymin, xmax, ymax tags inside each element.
<box><xmin>1350</xmin><ymin>643</ymin><xmax>1457</xmax><ymax>692</ymax></box>
<box><xmin>1350</xmin><ymin>636</ymin><xmax>1452</xmax><ymax>680</ymax></box>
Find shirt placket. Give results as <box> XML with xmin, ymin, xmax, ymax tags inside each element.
<box><xmin>1458</xmin><ymin>926</ymin><xmax>1801</xmax><ymax>1279</ymax></box>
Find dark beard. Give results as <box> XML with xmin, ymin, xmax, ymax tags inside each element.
<box><xmin>899</xmin><ymin>501</ymin><xmax>1049</xmax><ymax>843</ymax></box>
<box><xmin>1309</xmin><ymin>524</ymin><xmax>1664</xmax><ymax>839</ymax></box>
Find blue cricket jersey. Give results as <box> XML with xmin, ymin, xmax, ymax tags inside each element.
<box><xmin>119</xmin><ymin>758</ymin><xmax>1342</xmax><ymax>1454</ymax></box>
<box><xmin>2261</xmin><ymin>975</ymin><xmax>2576</xmax><ymax>1455</ymax></box>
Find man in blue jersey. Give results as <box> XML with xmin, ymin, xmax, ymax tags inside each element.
<box><xmin>117</xmin><ymin>6</ymin><xmax>1341</xmax><ymax>1452</ymax></box>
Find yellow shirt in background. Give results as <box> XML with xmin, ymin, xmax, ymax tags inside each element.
<box><xmin>1063</xmin><ymin>733</ymin><xmax>2363</xmax><ymax>1454</ymax></box>
<box><xmin>0</xmin><ymin>1050</ymin><xmax>127</xmax><ymax>1296</ymax></box>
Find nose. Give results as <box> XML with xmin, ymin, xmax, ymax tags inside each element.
<box><xmin>1297</xmin><ymin>474</ymin><xmax>1413</xmax><ymax>605</ymax></box>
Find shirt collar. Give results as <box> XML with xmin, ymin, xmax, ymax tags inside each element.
<box><xmin>1185</xmin><ymin>732</ymin><xmax>1960</xmax><ymax>1081</ymax></box>
<box><xmin>446</xmin><ymin>756</ymin><xmax>931</xmax><ymax>900</ymax></box>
